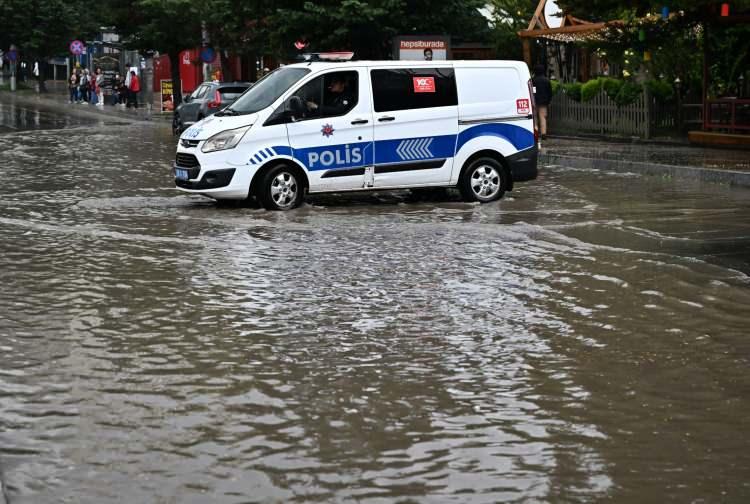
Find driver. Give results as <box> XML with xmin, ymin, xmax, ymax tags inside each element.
<box><xmin>307</xmin><ymin>75</ymin><xmax>355</xmax><ymax>116</ymax></box>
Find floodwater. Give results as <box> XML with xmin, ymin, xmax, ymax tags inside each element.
<box><xmin>1</xmin><ymin>108</ymin><xmax>750</xmax><ymax>503</ymax></box>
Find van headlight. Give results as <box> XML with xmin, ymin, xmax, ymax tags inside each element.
<box><xmin>201</xmin><ymin>125</ymin><xmax>251</xmax><ymax>153</ymax></box>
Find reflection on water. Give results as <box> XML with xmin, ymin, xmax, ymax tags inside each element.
<box><xmin>1</xmin><ymin>122</ymin><xmax>750</xmax><ymax>502</ymax></box>
<box><xmin>0</xmin><ymin>101</ymin><xmax>110</xmax><ymax>132</ymax></box>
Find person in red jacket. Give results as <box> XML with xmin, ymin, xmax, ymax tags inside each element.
<box><xmin>128</xmin><ymin>70</ymin><xmax>141</xmax><ymax>109</ymax></box>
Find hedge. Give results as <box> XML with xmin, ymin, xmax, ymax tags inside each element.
<box><xmin>550</xmin><ymin>77</ymin><xmax>675</xmax><ymax>107</ymax></box>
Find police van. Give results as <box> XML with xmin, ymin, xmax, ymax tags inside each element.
<box><xmin>174</xmin><ymin>57</ymin><xmax>538</xmax><ymax>210</ymax></box>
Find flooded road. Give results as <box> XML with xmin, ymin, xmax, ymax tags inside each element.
<box><xmin>1</xmin><ymin>112</ymin><xmax>750</xmax><ymax>503</ymax></box>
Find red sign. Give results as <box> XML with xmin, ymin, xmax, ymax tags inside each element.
<box><xmin>413</xmin><ymin>76</ymin><xmax>436</xmax><ymax>93</ymax></box>
<box><xmin>516</xmin><ymin>98</ymin><xmax>530</xmax><ymax>114</ymax></box>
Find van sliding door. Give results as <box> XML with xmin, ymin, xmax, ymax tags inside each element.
<box><xmin>369</xmin><ymin>67</ymin><xmax>458</xmax><ymax>188</ymax></box>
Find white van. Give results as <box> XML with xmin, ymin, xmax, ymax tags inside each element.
<box><xmin>174</xmin><ymin>59</ymin><xmax>538</xmax><ymax>210</ymax></box>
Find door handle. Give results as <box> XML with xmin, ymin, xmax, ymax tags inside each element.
<box><xmin>351</xmin><ymin>119</ymin><xmax>369</xmax><ymax>125</ymax></box>
<box><xmin>378</xmin><ymin>116</ymin><xmax>396</xmax><ymax>122</ymax></box>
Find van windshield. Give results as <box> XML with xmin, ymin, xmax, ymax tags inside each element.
<box><xmin>225</xmin><ymin>68</ymin><xmax>310</xmax><ymax>115</ymax></box>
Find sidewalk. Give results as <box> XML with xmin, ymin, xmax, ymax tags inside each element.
<box><xmin>541</xmin><ymin>135</ymin><xmax>750</xmax><ymax>188</ymax></box>
<box><xmin>0</xmin><ymin>79</ymin><xmax>172</xmax><ymax>124</ymax></box>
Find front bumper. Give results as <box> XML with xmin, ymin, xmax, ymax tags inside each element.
<box><xmin>173</xmin><ymin>148</ymin><xmax>254</xmax><ymax>199</ymax></box>
<box><xmin>174</xmin><ymin>167</ymin><xmax>235</xmax><ymax>190</ymax></box>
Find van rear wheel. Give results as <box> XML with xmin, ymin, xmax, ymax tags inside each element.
<box><xmin>258</xmin><ymin>165</ymin><xmax>304</xmax><ymax>211</ymax></box>
<box><xmin>459</xmin><ymin>157</ymin><xmax>507</xmax><ymax>203</ymax></box>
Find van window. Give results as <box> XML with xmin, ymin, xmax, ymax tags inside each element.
<box><xmin>292</xmin><ymin>71</ymin><xmax>358</xmax><ymax>120</ymax></box>
<box><xmin>371</xmin><ymin>68</ymin><xmax>457</xmax><ymax>112</ymax></box>
<box><xmin>228</xmin><ymin>67</ymin><xmax>310</xmax><ymax>115</ymax></box>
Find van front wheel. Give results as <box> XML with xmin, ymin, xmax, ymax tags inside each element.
<box><xmin>258</xmin><ymin>165</ymin><xmax>304</xmax><ymax>211</ymax></box>
<box><xmin>459</xmin><ymin>158</ymin><xmax>507</xmax><ymax>203</ymax></box>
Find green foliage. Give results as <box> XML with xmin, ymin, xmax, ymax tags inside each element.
<box><xmin>644</xmin><ymin>79</ymin><xmax>674</xmax><ymax>101</ymax></box>
<box><xmin>272</xmin><ymin>0</ymin><xmax>491</xmax><ymax>59</ymax></box>
<box><xmin>487</xmin><ymin>0</ymin><xmax>537</xmax><ymax>59</ymax></box>
<box><xmin>562</xmin><ymin>82</ymin><xmax>582</xmax><ymax>101</ymax></box>
<box><xmin>559</xmin><ymin>77</ymin><xmax>668</xmax><ymax>107</ymax></box>
<box><xmin>550</xmin><ymin>79</ymin><xmax>561</xmax><ymax>95</ymax></box>
<box><xmin>558</xmin><ymin>0</ymin><xmax>750</xmax><ymax>21</ymax></box>
<box><xmin>601</xmin><ymin>77</ymin><xmax>623</xmax><ymax>100</ymax></box>
<box><xmin>613</xmin><ymin>80</ymin><xmax>642</xmax><ymax>106</ymax></box>
<box><xmin>581</xmin><ymin>78</ymin><xmax>603</xmax><ymax>102</ymax></box>
<box><xmin>0</xmin><ymin>0</ymin><xmax>99</xmax><ymax>62</ymax></box>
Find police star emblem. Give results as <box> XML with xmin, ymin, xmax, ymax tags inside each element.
<box><xmin>321</xmin><ymin>123</ymin><xmax>335</xmax><ymax>137</ymax></box>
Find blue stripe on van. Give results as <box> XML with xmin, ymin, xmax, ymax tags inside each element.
<box><xmin>456</xmin><ymin>123</ymin><xmax>534</xmax><ymax>152</ymax></box>
<box><xmin>248</xmin><ymin>123</ymin><xmax>531</xmax><ymax>168</ymax></box>
<box><xmin>292</xmin><ymin>141</ymin><xmax>373</xmax><ymax>172</ymax></box>
<box><xmin>374</xmin><ymin>134</ymin><xmax>456</xmax><ymax>165</ymax></box>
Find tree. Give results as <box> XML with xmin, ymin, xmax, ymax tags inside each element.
<box><xmin>201</xmin><ymin>0</ymin><xmax>277</xmax><ymax>82</ymax></box>
<box><xmin>558</xmin><ymin>0</ymin><xmax>750</xmax><ymax>21</ymax></box>
<box><xmin>0</xmin><ymin>0</ymin><xmax>100</xmax><ymax>91</ymax></box>
<box><xmin>107</xmin><ymin>0</ymin><xmax>202</xmax><ymax>113</ymax></box>
<box><xmin>486</xmin><ymin>0</ymin><xmax>537</xmax><ymax>59</ymax></box>
<box><xmin>271</xmin><ymin>0</ymin><xmax>491</xmax><ymax>60</ymax></box>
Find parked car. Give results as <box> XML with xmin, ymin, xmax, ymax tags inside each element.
<box><xmin>173</xmin><ymin>81</ymin><xmax>252</xmax><ymax>134</ymax></box>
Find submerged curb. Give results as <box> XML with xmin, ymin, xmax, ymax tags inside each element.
<box><xmin>540</xmin><ymin>152</ymin><xmax>750</xmax><ymax>188</ymax></box>
<box><xmin>0</xmin><ymin>91</ymin><xmax>171</xmax><ymax>124</ymax></box>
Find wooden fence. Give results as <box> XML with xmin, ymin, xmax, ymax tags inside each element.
<box><xmin>548</xmin><ymin>90</ymin><xmax>679</xmax><ymax>139</ymax></box>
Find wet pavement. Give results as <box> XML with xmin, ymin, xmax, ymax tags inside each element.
<box><xmin>543</xmin><ymin>136</ymin><xmax>750</xmax><ymax>172</ymax></box>
<box><xmin>2</xmin><ymin>103</ymin><xmax>750</xmax><ymax>503</ymax></box>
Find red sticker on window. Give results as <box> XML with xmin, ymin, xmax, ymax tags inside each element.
<box><xmin>413</xmin><ymin>76</ymin><xmax>436</xmax><ymax>93</ymax></box>
<box><xmin>516</xmin><ymin>98</ymin><xmax>530</xmax><ymax>114</ymax></box>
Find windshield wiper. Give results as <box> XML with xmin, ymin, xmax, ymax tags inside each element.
<box><xmin>216</xmin><ymin>108</ymin><xmax>239</xmax><ymax>116</ymax></box>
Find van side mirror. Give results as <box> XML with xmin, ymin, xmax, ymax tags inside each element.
<box><xmin>184</xmin><ymin>95</ymin><xmax>192</xmax><ymax>103</ymax></box>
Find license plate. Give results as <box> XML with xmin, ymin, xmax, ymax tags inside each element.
<box><xmin>175</xmin><ymin>168</ymin><xmax>189</xmax><ymax>180</ymax></box>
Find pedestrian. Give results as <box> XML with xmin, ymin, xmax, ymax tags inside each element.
<box><xmin>68</xmin><ymin>71</ymin><xmax>78</xmax><ymax>103</ymax></box>
<box><xmin>112</xmin><ymin>72</ymin><xmax>124</xmax><ymax>106</ymax></box>
<box><xmin>128</xmin><ymin>70</ymin><xmax>140</xmax><ymax>109</ymax></box>
<box><xmin>532</xmin><ymin>64</ymin><xmax>552</xmax><ymax>140</ymax></box>
<box><xmin>89</xmin><ymin>71</ymin><xmax>98</xmax><ymax>105</ymax></box>
<box><xmin>79</xmin><ymin>68</ymin><xmax>90</xmax><ymax>104</ymax></box>
<box><xmin>95</xmin><ymin>68</ymin><xmax>104</xmax><ymax>107</ymax></box>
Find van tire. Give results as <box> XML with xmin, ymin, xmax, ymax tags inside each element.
<box><xmin>459</xmin><ymin>157</ymin><xmax>507</xmax><ymax>203</ymax></box>
<box><xmin>257</xmin><ymin>164</ymin><xmax>304</xmax><ymax>211</ymax></box>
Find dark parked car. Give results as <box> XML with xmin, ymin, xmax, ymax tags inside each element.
<box><xmin>173</xmin><ymin>81</ymin><xmax>252</xmax><ymax>134</ymax></box>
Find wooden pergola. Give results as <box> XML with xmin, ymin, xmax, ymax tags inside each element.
<box><xmin>517</xmin><ymin>0</ymin><xmax>614</xmax><ymax>66</ymax></box>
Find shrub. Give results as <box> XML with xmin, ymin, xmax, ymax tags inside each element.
<box><xmin>550</xmin><ymin>79</ymin><xmax>561</xmax><ymax>95</ymax></box>
<box><xmin>613</xmin><ymin>81</ymin><xmax>643</xmax><ymax>106</ymax></box>
<box><xmin>645</xmin><ymin>79</ymin><xmax>674</xmax><ymax>101</ymax></box>
<box><xmin>581</xmin><ymin>78</ymin><xmax>603</xmax><ymax>102</ymax></box>
<box><xmin>601</xmin><ymin>78</ymin><xmax>624</xmax><ymax>101</ymax></box>
<box><xmin>562</xmin><ymin>82</ymin><xmax>582</xmax><ymax>101</ymax></box>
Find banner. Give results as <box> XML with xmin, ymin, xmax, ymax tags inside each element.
<box><xmin>160</xmin><ymin>79</ymin><xmax>174</xmax><ymax>112</ymax></box>
<box><xmin>394</xmin><ymin>36</ymin><xmax>449</xmax><ymax>61</ymax></box>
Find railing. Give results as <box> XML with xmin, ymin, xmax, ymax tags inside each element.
<box><xmin>548</xmin><ymin>91</ymin><xmax>652</xmax><ymax>138</ymax></box>
<box><xmin>704</xmin><ymin>99</ymin><xmax>750</xmax><ymax>133</ymax></box>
